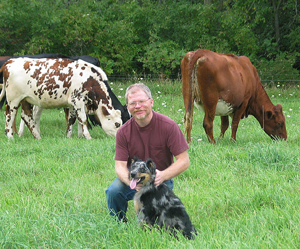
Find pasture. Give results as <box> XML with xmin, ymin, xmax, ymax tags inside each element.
<box><xmin>0</xmin><ymin>80</ymin><xmax>299</xmax><ymax>248</ymax></box>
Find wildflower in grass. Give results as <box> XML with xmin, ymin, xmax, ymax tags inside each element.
<box><xmin>197</xmin><ymin>138</ymin><xmax>202</xmax><ymax>142</ymax></box>
<box><xmin>118</xmin><ymin>96</ymin><xmax>122</xmax><ymax>99</ymax></box>
<box><xmin>287</xmin><ymin>115</ymin><xmax>291</xmax><ymax>118</ymax></box>
<box><xmin>289</xmin><ymin>108</ymin><xmax>293</xmax><ymax>111</ymax></box>
<box><xmin>120</xmin><ymin>88</ymin><xmax>123</xmax><ymax>91</ymax></box>
<box><xmin>178</xmin><ymin>109</ymin><xmax>182</xmax><ymax>112</ymax></box>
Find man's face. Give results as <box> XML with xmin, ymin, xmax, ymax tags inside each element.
<box><xmin>127</xmin><ymin>90</ymin><xmax>153</xmax><ymax>121</ymax></box>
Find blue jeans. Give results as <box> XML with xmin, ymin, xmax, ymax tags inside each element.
<box><xmin>105</xmin><ymin>178</ymin><xmax>174</xmax><ymax>221</ymax></box>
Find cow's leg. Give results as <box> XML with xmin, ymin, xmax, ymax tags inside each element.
<box><xmin>76</xmin><ymin>115</ymin><xmax>92</xmax><ymax>137</ymax></box>
<box><xmin>230</xmin><ymin>119</ymin><xmax>239</xmax><ymax>142</ymax></box>
<box><xmin>65</xmin><ymin>108</ymin><xmax>77</xmax><ymax>138</ymax></box>
<box><xmin>20</xmin><ymin>101</ymin><xmax>41</xmax><ymax>140</ymax></box>
<box><xmin>64</xmin><ymin>108</ymin><xmax>91</xmax><ymax>137</ymax></box>
<box><xmin>18</xmin><ymin>118</ymin><xmax>26</xmax><ymax>137</ymax></box>
<box><xmin>18</xmin><ymin>105</ymin><xmax>43</xmax><ymax>137</ymax></box>
<box><xmin>12</xmin><ymin>108</ymin><xmax>19</xmax><ymax>134</ymax></box>
<box><xmin>33</xmin><ymin>105</ymin><xmax>43</xmax><ymax>135</ymax></box>
<box><xmin>5</xmin><ymin>103</ymin><xmax>19</xmax><ymax>139</ymax></box>
<box><xmin>219</xmin><ymin>116</ymin><xmax>229</xmax><ymax>139</ymax></box>
<box><xmin>200</xmin><ymin>97</ymin><xmax>218</xmax><ymax>144</ymax></box>
<box><xmin>203</xmin><ymin>111</ymin><xmax>216</xmax><ymax>144</ymax></box>
<box><xmin>74</xmin><ymin>105</ymin><xmax>92</xmax><ymax>139</ymax></box>
<box><xmin>230</xmin><ymin>106</ymin><xmax>247</xmax><ymax>142</ymax></box>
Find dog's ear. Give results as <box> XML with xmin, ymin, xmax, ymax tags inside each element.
<box><xmin>146</xmin><ymin>158</ymin><xmax>156</xmax><ymax>174</ymax></box>
<box><xmin>132</xmin><ymin>156</ymin><xmax>138</xmax><ymax>164</ymax></box>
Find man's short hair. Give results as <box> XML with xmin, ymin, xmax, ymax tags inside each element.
<box><xmin>125</xmin><ymin>83</ymin><xmax>152</xmax><ymax>103</ymax></box>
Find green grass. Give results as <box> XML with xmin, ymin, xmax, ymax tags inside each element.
<box><xmin>0</xmin><ymin>80</ymin><xmax>300</xmax><ymax>248</ymax></box>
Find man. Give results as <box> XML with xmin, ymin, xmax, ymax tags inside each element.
<box><xmin>106</xmin><ymin>83</ymin><xmax>189</xmax><ymax>221</ymax></box>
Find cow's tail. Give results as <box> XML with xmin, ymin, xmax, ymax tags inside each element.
<box><xmin>0</xmin><ymin>65</ymin><xmax>6</xmax><ymax>103</ymax></box>
<box><xmin>181</xmin><ymin>50</ymin><xmax>201</xmax><ymax>142</ymax></box>
<box><xmin>181</xmin><ymin>52</ymin><xmax>193</xmax><ymax>143</ymax></box>
<box><xmin>182</xmin><ymin>50</ymin><xmax>207</xmax><ymax>142</ymax></box>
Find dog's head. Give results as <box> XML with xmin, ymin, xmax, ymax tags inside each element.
<box><xmin>129</xmin><ymin>157</ymin><xmax>156</xmax><ymax>190</ymax></box>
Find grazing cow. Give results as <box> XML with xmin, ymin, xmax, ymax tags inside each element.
<box><xmin>181</xmin><ymin>49</ymin><xmax>287</xmax><ymax>143</ymax></box>
<box><xmin>0</xmin><ymin>58</ymin><xmax>122</xmax><ymax>139</ymax></box>
<box><xmin>16</xmin><ymin>62</ymin><xmax>130</xmax><ymax>137</ymax></box>
<box><xmin>1</xmin><ymin>54</ymin><xmax>130</xmax><ymax>135</ymax></box>
<box><xmin>0</xmin><ymin>54</ymin><xmax>100</xmax><ymax>110</ymax></box>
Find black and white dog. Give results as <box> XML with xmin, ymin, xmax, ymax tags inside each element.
<box><xmin>129</xmin><ymin>157</ymin><xmax>197</xmax><ymax>239</ymax></box>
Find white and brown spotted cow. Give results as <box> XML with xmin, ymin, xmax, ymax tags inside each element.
<box><xmin>0</xmin><ymin>58</ymin><xmax>122</xmax><ymax>139</ymax></box>
<box><xmin>16</xmin><ymin>62</ymin><xmax>110</xmax><ymax>138</ymax></box>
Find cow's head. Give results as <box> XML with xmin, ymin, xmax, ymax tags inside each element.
<box><xmin>263</xmin><ymin>104</ymin><xmax>287</xmax><ymax>140</ymax></box>
<box><xmin>95</xmin><ymin>105</ymin><xmax>122</xmax><ymax>136</ymax></box>
<box><xmin>83</xmin><ymin>78</ymin><xmax>123</xmax><ymax>136</ymax></box>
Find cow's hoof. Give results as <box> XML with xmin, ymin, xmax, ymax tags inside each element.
<box><xmin>84</xmin><ymin>135</ymin><xmax>92</xmax><ymax>140</ymax></box>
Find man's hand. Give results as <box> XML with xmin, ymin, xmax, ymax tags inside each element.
<box><xmin>154</xmin><ymin>150</ymin><xmax>190</xmax><ymax>187</ymax></box>
<box><xmin>154</xmin><ymin>169</ymin><xmax>165</xmax><ymax>187</ymax></box>
<box><xmin>135</xmin><ymin>184</ymin><xmax>143</xmax><ymax>192</ymax></box>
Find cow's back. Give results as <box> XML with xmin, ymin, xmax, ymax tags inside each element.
<box><xmin>190</xmin><ymin>50</ymin><xmax>258</xmax><ymax>107</ymax></box>
<box><xmin>3</xmin><ymin>58</ymin><xmax>107</xmax><ymax>109</ymax></box>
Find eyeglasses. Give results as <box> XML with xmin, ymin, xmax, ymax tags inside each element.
<box><xmin>128</xmin><ymin>98</ymin><xmax>151</xmax><ymax>108</ymax></box>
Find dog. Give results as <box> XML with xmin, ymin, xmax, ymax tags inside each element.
<box><xmin>129</xmin><ymin>157</ymin><xmax>197</xmax><ymax>239</ymax></box>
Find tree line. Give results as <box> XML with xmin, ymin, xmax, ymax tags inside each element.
<box><xmin>0</xmin><ymin>0</ymin><xmax>299</xmax><ymax>81</ymax></box>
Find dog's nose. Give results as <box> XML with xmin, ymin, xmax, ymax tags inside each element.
<box><xmin>130</xmin><ymin>172</ymin><xmax>136</xmax><ymax>178</ymax></box>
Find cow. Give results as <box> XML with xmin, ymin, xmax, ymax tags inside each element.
<box><xmin>181</xmin><ymin>49</ymin><xmax>287</xmax><ymax>143</ymax></box>
<box><xmin>16</xmin><ymin>61</ymin><xmax>130</xmax><ymax>137</ymax></box>
<box><xmin>0</xmin><ymin>54</ymin><xmax>100</xmax><ymax>110</ymax></box>
<box><xmin>0</xmin><ymin>54</ymin><xmax>130</xmax><ymax>135</ymax></box>
<box><xmin>0</xmin><ymin>58</ymin><xmax>123</xmax><ymax>139</ymax></box>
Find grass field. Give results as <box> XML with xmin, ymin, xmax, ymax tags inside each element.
<box><xmin>0</xmin><ymin>80</ymin><xmax>299</xmax><ymax>248</ymax></box>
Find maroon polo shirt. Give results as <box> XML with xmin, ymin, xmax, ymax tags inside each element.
<box><xmin>115</xmin><ymin>111</ymin><xmax>189</xmax><ymax>170</ymax></box>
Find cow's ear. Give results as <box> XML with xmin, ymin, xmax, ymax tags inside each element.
<box><xmin>266</xmin><ymin>110</ymin><xmax>273</xmax><ymax>119</ymax></box>
<box><xmin>274</xmin><ymin>104</ymin><xmax>283</xmax><ymax>113</ymax></box>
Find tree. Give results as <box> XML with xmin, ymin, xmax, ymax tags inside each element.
<box><xmin>271</xmin><ymin>0</ymin><xmax>282</xmax><ymax>46</ymax></box>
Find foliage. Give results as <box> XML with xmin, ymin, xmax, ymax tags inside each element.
<box><xmin>0</xmin><ymin>0</ymin><xmax>299</xmax><ymax>79</ymax></box>
<box><xmin>253</xmin><ymin>52</ymin><xmax>300</xmax><ymax>86</ymax></box>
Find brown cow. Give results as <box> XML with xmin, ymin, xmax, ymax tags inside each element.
<box><xmin>181</xmin><ymin>49</ymin><xmax>287</xmax><ymax>143</ymax></box>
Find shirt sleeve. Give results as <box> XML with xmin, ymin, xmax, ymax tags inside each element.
<box><xmin>115</xmin><ymin>128</ymin><xmax>129</xmax><ymax>161</ymax></box>
<box><xmin>167</xmin><ymin>123</ymin><xmax>189</xmax><ymax>157</ymax></box>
